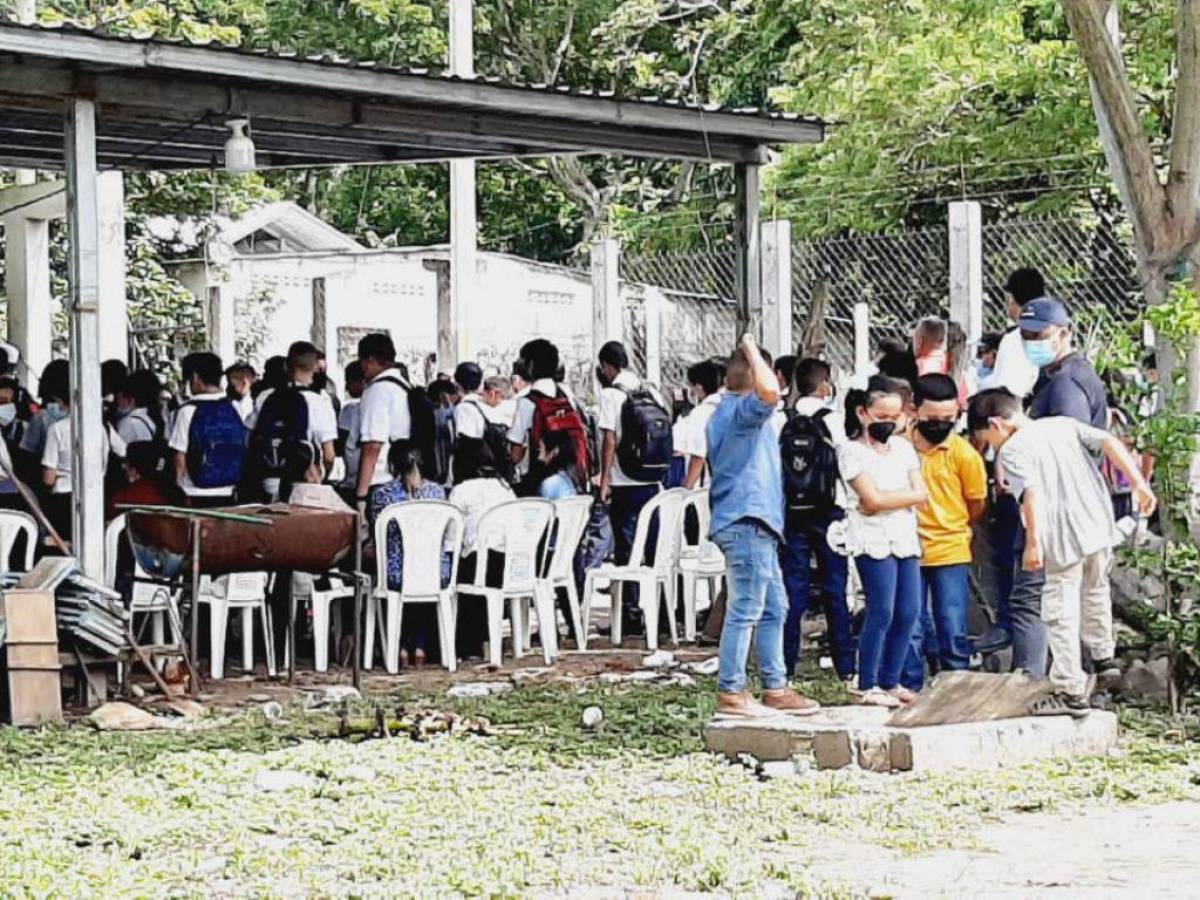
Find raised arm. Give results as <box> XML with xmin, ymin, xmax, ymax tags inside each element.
<box><xmin>740</xmin><ymin>334</ymin><xmax>780</xmax><ymax>408</ymax></box>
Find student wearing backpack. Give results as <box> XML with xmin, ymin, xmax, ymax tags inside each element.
<box><xmin>247</xmin><ymin>341</ymin><xmax>338</xmax><ymax>501</ymax></box>
<box><xmin>113</xmin><ymin>370</ymin><xmax>165</xmax><ymax>447</ymax></box>
<box><xmin>454</xmin><ymin>362</ymin><xmax>511</xmax><ymax>485</ymax></box>
<box><xmin>899</xmin><ymin>374</ymin><xmax>988</xmax><ymax>694</ymax></box>
<box><xmin>168</xmin><ymin>352</ymin><xmax>247</xmax><ymax>508</ymax></box>
<box><xmin>678</xmin><ymin>359</ymin><xmax>725</xmax><ymax>490</ymax></box>
<box><xmin>508</xmin><ymin>339</ymin><xmax>589</xmax><ymax>496</ymax></box>
<box><xmin>353</xmin><ymin>334</ymin><xmax>413</xmax><ymax>515</ymax></box>
<box><xmin>596</xmin><ymin>340</ymin><xmax>673</xmax><ymax>637</ymax></box>
<box><xmin>778</xmin><ymin>358</ymin><xmax>854</xmax><ymax>684</ymax></box>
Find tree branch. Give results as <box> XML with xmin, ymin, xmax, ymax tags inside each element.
<box><xmin>1168</xmin><ymin>0</ymin><xmax>1200</xmax><ymax>215</ymax></box>
<box><xmin>1061</xmin><ymin>0</ymin><xmax>1166</xmax><ymax>256</ymax></box>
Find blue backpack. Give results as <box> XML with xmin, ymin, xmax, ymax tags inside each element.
<box><xmin>185</xmin><ymin>398</ymin><xmax>247</xmax><ymax>489</ymax></box>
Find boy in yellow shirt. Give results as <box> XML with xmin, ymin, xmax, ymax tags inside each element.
<box><xmin>901</xmin><ymin>374</ymin><xmax>988</xmax><ymax>692</ymax></box>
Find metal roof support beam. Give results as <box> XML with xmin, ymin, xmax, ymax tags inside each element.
<box><xmin>64</xmin><ymin>96</ymin><xmax>106</xmax><ymax>580</ymax></box>
<box><xmin>734</xmin><ymin>162</ymin><xmax>762</xmax><ymax>342</ymax></box>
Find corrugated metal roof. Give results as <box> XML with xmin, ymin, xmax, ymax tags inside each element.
<box><xmin>0</xmin><ymin>19</ymin><xmax>823</xmax><ymax>128</ymax></box>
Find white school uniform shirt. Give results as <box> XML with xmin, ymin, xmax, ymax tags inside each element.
<box><xmin>167</xmin><ymin>393</ymin><xmax>238</xmax><ymax>498</ymax></box>
<box><xmin>676</xmin><ymin>391</ymin><xmax>724</xmax><ymax>463</ymax></box>
<box><xmin>598</xmin><ymin>370</ymin><xmax>666</xmax><ymax>487</ymax></box>
<box><xmin>979</xmin><ymin>327</ymin><xmax>1039</xmax><ymax>398</ymax></box>
<box><xmin>449</xmin><ymin>477</ymin><xmax>516</xmax><ymax>556</ymax></box>
<box><xmin>506</xmin><ymin>378</ymin><xmax>560</xmax><ymax>480</ymax></box>
<box><xmin>455</xmin><ymin>393</ymin><xmax>508</xmax><ymax>440</ymax></box>
<box><xmin>43</xmin><ymin>416</ymin><xmax>111</xmax><ymax>495</ymax></box>
<box><xmin>338</xmin><ymin>399</ymin><xmax>362</xmax><ymax>490</ymax></box>
<box><xmin>115</xmin><ymin>407</ymin><xmax>157</xmax><ymax>445</ymax></box>
<box><xmin>837</xmin><ymin>437</ymin><xmax>921</xmax><ymax>559</ymax></box>
<box><xmin>354</xmin><ymin>368</ymin><xmax>412</xmax><ymax>487</ymax></box>
<box><xmin>231</xmin><ymin>393</ymin><xmax>256</xmax><ymax>424</ymax></box>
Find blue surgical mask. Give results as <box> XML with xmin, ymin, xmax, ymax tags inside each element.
<box><xmin>0</xmin><ymin>404</ymin><xmax>16</xmax><ymax>427</ymax></box>
<box><xmin>44</xmin><ymin>402</ymin><xmax>67</xmax><ymax>423</ymax></box>
<box><xmin>977</xmin><ymin>362</ymin><xmax>993</xmax><ymax>379</ymax></box>
<box><xmin>1022</xmin><ymin>339</ymin><xmax>1057</xmax><ymax>369</ymax></box>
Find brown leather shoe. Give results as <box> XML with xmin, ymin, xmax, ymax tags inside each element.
<box><xmin>761</xmin><ymin>687</ymin><xmax>821</xmax><ymax>716</ymax></box>
<box><xmin>715</xmin><ymin>691</ymin><xmax>773</xmax><ymax>718</ymax></box>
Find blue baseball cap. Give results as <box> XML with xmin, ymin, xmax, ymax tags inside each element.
<box><xmin>1018</xmin><ymin>297</ymin><xmax>1070</xmax><ymax>332</ymax></box>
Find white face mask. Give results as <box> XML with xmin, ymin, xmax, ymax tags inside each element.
<box><xmin>0</xmin><ymin>404</ymin><xmax>16</xmax><ymax>427</ymax></box>
<box><xmin>45</xmin><ymin>402</ymin><xmax>67</xmax><ymax>422</ymax></box>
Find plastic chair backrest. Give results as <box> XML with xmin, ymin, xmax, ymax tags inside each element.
<box><xmin>224</xmin><ymin>571</ymin><xmax>270</xmax><ymax>601</ymax></box>
<box><xmin>679</xmin><ymin>489</ymin><xmax>711</xmax><ymax>553</ymax></box>
<box><xmin>546</xmin><ymin>495</ymin><xmax>593</xmax><ymax>581</ymax></box>
<box><xmin>374</xmin><ymin>500</ymin><xmax>463</xmax><ymax>597</ymax></box>
<box><xmin>104</xmin><ymin>514</ymin><xmax>125</xmax><ymax>587</ymax></box>
<box><xmin>628</xmin><ymin>487</ymin><xmax>687</xmax><ymax>575</ymax></box>
<box><xmin>0</xmin><ymin>509</ymin><xmax>36</xmax><ymax>576</ymax></box>
<box><xmin>473</xmin><ymin>499</ymin><xmax>554</xmax><ymax>593</ymax></box>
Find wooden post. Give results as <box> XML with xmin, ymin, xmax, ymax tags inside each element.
<box><xmin>760</xmin><ymin>219</ymin><xmax>793</xmax><ymax>357</ymax></box>
<box><xmin>948</xmin><ymin>201</ymin><xmax>984</xmax><ymax>346</ymax></box>
<box><xmin>64</xmin><ymin>97</ymin><xmax>106</xmax><ymax>580</ymax></box>
<box><xmin>853</xmin><ymin>302</ymin><xmax>871</xmax><ymax>374</ymax></box>
<box><xmin>643</xmin><ymin>287</ymin><xmax>664</xmax><ymax>386</ymax></box>
<box><xmin>448</xmin><ymin>0</ymin><xmax>476</xmax><ymax>368</ymax></box>
<box><xmin>734</xmin><ymin>162</ymin><xmax>762</xmax><ymax>340</ymax></box>
<box><xmin>591</xmin><ymin>238</ymin><xmax>622</xmax><ymax>361</ymax></box>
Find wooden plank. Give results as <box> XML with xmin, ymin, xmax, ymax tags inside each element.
<box><xmin>888</xmin><ymin>671</ymin><xmax>1052</xmax><ymax>728</ymax></box>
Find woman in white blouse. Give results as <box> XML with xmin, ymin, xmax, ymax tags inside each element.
<box><xmin>838</xmin><ymin>375</ymin><xmax>928</xmax><ymax>708</ymax></box>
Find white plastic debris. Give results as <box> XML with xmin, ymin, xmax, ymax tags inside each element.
<box><xmin>581</xmin><ymin>706</ymin><xmax>604</xmax><ymax>729</ymax></box>
<box><xmin>684</xmin><ymin>657</ymin><xmax>719</xmax><ymax>676</ymax></box>
<box><xmin>641</xmin><ymin>650</ymin><xmax>676</xmax><ymax>669</ymax></box>
<box><xmin>261</xmin><ymin>701</ymin><xmax>284</xmax><ymax>721</ymax></box>
<box><xmin>447</xmin><ymin>681</ymin><xmax>514</xmax><ymax>699</ymax></box>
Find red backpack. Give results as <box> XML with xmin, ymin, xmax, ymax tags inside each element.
<box><xmin>530</xmin><ymin>389</ymin><xmax>590</xmax><ymax>486</ymax></box>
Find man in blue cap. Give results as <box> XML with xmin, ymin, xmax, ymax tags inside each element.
<box><xmin>1020</xmin><ymin>297</ymin><xmax>1107</xmax><ymax>428</ymax></box>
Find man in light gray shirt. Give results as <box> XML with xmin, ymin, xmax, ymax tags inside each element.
<box><xmin>969</xmin><ymin>390</ymin><xmax>1155</xmax><ymax>719</ymax></box>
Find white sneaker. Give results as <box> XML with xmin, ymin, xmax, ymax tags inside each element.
<box><xmin>858</xmin><ymin>687</ymin><xmax>901</xmax><ymax>709</ymax></box>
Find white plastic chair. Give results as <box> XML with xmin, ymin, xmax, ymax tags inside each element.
<box><xmin>196</xmin><ymin>571</ymin><xmax>276</xmax><ymax>680</ymax></box>
<box><xmin>0</xmin><ymin>509</ymin><xmax>36</xmax><ymax>574</ymax></box>
<box><xmin>583</xmin><ymin>488</ymin><xmax>688</xmax><ymax>650</ymax></box>
<box><xmin>457</xmin><ymin>499</ymin><xmax>556</xmax><ymax>668</ymax></box>
<box><xmin>675</xmin><ymin>489</ymin><xmax>726</xmax><ymax>643</ymax></box>
<box><xmin>531</xmin><ymin>495</ymin><xmax>595</xmax><ymax>651</ymax></box>
<box><xmin>307</xmin><ymin>573</ymin><xmax>360</xmax><ymax>673</ymax></box>
<box><xmin>364</xmin><ymin>501</ymin><xmax>464</xmax><ymax>674</ymax></box>
<box><xmin>104</xmin><ymin>514</ymin><xmax>185</xmax><ymax>648</ymax></box>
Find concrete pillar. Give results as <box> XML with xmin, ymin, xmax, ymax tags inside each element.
<box><xmin>760</xmin><ymin>219</ymin><xmax>793</xmax><ymax>358</ymax></box>
<box><xmin>97</xmin><ymin>172</ymin><xmax>127</xmax><ymax>363</ymax></box>
<box><xmin>643</xmin><ymin>287</ymin><xmax>664</xmax><ymax>387</ymax></box>
<box><xmin>3</xmin><ymin>212</ymin><xmax>52</xmax><ymax>391</ymax></box>
<box><xmin>448</xmin><ymin>0</ymin><xmax>476</xmax><ymax>368</ymax></box>
<box><xmin>948</xmin><ymin>200</ymin><xmax>984</xmax><ymax>346</ymax></box>
<box><xmin>734</xmin><ymin>162</ymin><xmax>762</xmax><ymax>340</ymax></box>
<box><xmin>206</xmin><ymin>286</ymin><xmax>236</xmax><ymax>366</ymax></box>
<box><xmin>591</xmin><ymin>238</ymin><xmax>622</xmax><ymax>361</ymax></box>
<box><xmin>853</xmin><ymin>302</ymin><xmax>871</xmax><ymax>374</ymax></box>
<box><xmin>65</xmin><ymin>97</ymin><xmax>105</xmax><ymax>580</ymax></box>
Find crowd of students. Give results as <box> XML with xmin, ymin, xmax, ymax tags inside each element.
<box><xmin>0</xmin><ymin>264</ymin><xmax>1158</xmax><ymax>698</ymax></box>
<box><xmin>705</xmin><ymin>267</ymin><xmax>1156</xmax><ymax>719</ymax></box>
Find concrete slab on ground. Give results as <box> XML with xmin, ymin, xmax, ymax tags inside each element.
<box><xmin>704</xmin><ymin>708</ymin><xmax>1118</xmax><ymax>773</ymax></box>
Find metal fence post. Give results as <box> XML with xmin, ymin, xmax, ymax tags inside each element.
<box><xmin>853</xmin><ymin>301</ymin><xmax>871</xmax><ymax>374</ymax></box>
<box><xmin>760</xmin><ymin>219</ymin><xmax>793</xmax><ymax>358</ymax></box>
<box><xmin>948</xmin><ymin>200</ymin><xmax>984</xmax><ymax>346</ymax></box>
<box><xmin>591</xmin><ymin>238</ymin><xmax>622</xmax><ymax>362</ymax></box>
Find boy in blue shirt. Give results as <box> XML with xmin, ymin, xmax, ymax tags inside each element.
<box><xmin>708</xmin><ymin>334</ymin><xmax>821</xmax><ymax>718</ymax></box>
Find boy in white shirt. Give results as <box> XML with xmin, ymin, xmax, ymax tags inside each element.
<box><xmin>353</xmin><ymin>333</ymin><xmax>411</xmax><ymax>514</ymax></box>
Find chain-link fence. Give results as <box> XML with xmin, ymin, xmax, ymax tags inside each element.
<box><xmin>982</xmin><ymin>211</ymin><xmax>1139</xmax><ymax>351</ymax></box>
<box><xmin>621</xmin><ymin>248</ymin><xmax>739</xmax><ymax>389</ymax></box>
<box><xmin>791</xmin><ymin>226</ymin><xmax>948</xmax><ymax>373</ymax></box>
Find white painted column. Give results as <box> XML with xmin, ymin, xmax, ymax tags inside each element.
<box><xmin>760</xmin><ymin>219</ymin><xmax>793</xmax><ymax>358</ymax></box>
<box><xmin>206</xmin><ymin>285</ymin><xmax>236</xmax><ymax>365</ymax></box>
<box><xmin>3</xmin><ymin>212</ymin><xmax>52</xmax><ymax>391</ymax></box>
<box><xmin>448</xmin><ymin>0</ymin><xmax>476</xmax><ymax>367</ymax></box>
<box><xmin>643</xmin><ymin>287</ymin><xmax>664</xmax><ymax>387</ymax></box>
<box><xmin>734</xmin><ymin>162</ymin><xmax>762</xmax><ymax>340</ymax></box>
<box><xmin>853</xmin><ymin>302</ymin><xmax>871</xmax><ymax>374</ymax></box>
<box><xmin>97</xmin><ymin>172</ymin><xmax>127</xmax><ymax>363</ymax></box>
<box><xmin>65</xmin><ymin>97</ymin><xmax>106</xmax><ymax>580</ymax></box>
<box><xmin>948</xmin><ymin>200</ymin><xmax>984</xmax><ymax>346</ymax></box>
<box><xmin>591</xmin><ymin>238</ymin><xmax>622</xmax><ymax>361</ymax></box>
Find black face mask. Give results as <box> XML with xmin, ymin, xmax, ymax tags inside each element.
<box><xmin>595</xmin><ymin>365</ymin><xmax>612</xmax><ymax>388</ymax></box>
<box><xmin>916</xmin><ymin>420</ymin><xmax>955</xmax><ymax>445</ymax></box>
<box><xmin>311</xmin><ymin>371</ymin><xmax>329</xmax><ymax>392</ymax></box>
<box><xmin>866</xmin><ymin>421</ymin><xmax>897</xmax><ymax>444</ymax></box>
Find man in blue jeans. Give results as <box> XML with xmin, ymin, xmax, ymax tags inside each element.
<box><xmin>707</xmin><ymin>334</ymin><xmax>821</xmax><ymax>718</ymax></box>
<box><xmin>778</xmin><ymin>358</ymin><xmax>854</xmax><ymax>682</ymax></box>
<box><xmin>901</xmin><ymin>374</ymin><xmax>988</xmax><ymax>692</ymax></box>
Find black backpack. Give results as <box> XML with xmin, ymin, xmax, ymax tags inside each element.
<box><xmin>375</xmin><ymin>373</ymin><xmax>444</xmax><ymax>483</ymax></box>
<box><xmin>249</xmin><ymin>386</ymin><xmax>310</xmax><ymax>478</ymax></box>
<box><xmin>779</xmin><ymin>407</ymin><xmax>838</xmax><ymax>513</ymax></box>
<box><xmin>615</xmin><ymin>385</ymin><xmax>674</xmax><ymax>483</ymax></box>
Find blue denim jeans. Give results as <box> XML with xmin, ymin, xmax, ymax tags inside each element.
<box><xmin>901</xmin><ymin>563</ymin><xmax>971</xmax><ymax>691</ymax></box>
<box><xmin>855</xmin><ymin>554</ymin><xmax>921</xmax><ymax>691</ymax></box>
<box><xmin>779</xmin><ymin>512</ymin><xmax>853</xmax><ymax>679</ymax></box>
<box><xmin>713</xmin><ymin>519</ymin><xmax>788</xmax><ymax>694</ymax></box>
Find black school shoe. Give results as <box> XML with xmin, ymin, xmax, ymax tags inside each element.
<box><xmin>1030</xmin><ymin>692</ymin><xmax>1091</xmax><ymax>719</ymax></box>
